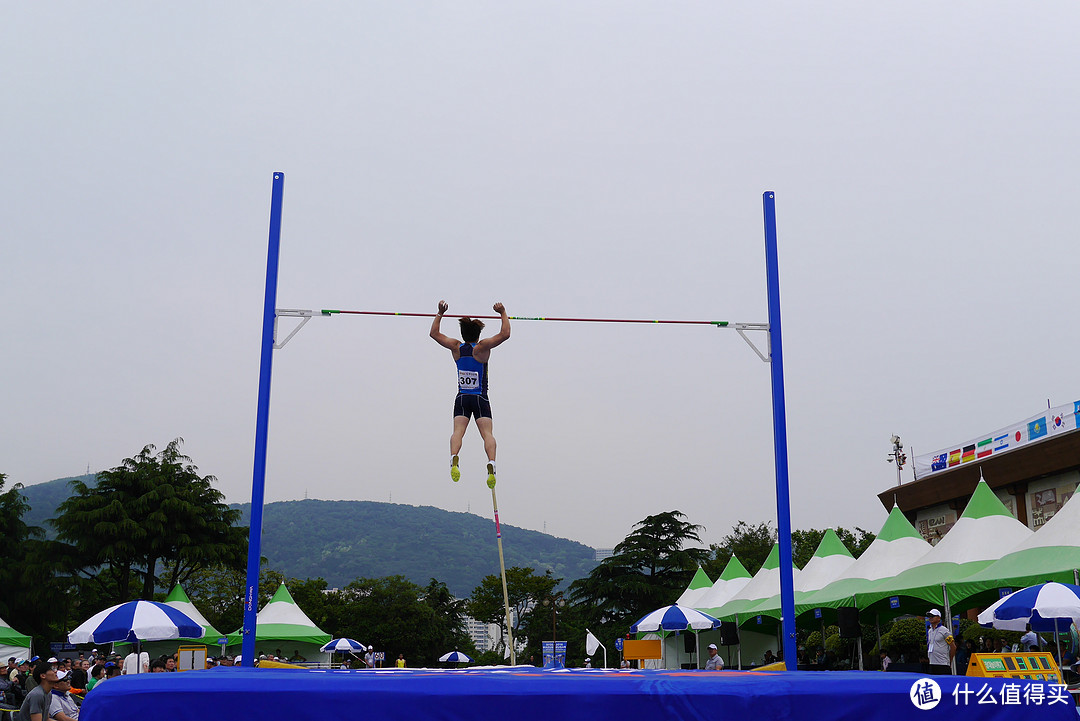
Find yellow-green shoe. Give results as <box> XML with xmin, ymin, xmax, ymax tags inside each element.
<box><xmin>486</xmin><ymin>463</ymin><xmax>496</xmax><ymax>489</ymax></box>
<box><xmin>450</xmin><ymin>456</ymin><xmax>460</xmax><ymax>483</ymax></box>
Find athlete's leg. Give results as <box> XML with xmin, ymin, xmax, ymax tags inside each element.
<box><xmin>476</xmin><ymin>418</ymin><xmax>496</xmax><ymax>462</ymax></box>
<box><xmin>476</xmin><ymin>417</ymin><xmax>497</xmax><ymax>488</ymax></box>
<box><xmin>450</xmin><ymin>416</ymin><xmax>469</xmax><ymax>456</ymax></box>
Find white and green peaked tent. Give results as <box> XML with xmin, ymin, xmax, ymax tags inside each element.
<box><xmin>0</xmin><ymin>615</ymin><xmax>32</xmax><ymax>660</ymax></box>
<box><xmin>742</xmin><ymin>529</ymin><xmax>856</xmax><ymax>623</ymax></box>
<box><xmin>796</xmin><ymin>505</ymin><xmax>931</xmax><ymax>622</ymax></box>
<box><xmin>694</xmin><ymin>556</ymin><xmax>752</xmax><ymax>611</ymax></box>
<box><xmin>857</xmin><ymin>479</ymin><xmax>1032</xmax><ymax>615</ymax></box>
<box><xmin>675</xmin><ymin>567</ymin><xmax>714</xmax><ymax>608</ymax></box>
<box><xmin>949</xmin><ymin>488</ymin><xmax>1080</xmax><ymax>609</ymax></box>
<box><xmin>227</xmin><ymin>583</ymin><xmax>331</xmax><ymax>651</ymax></box>
<box><xmin>706</xmin><ymin>544</ymin><xmax>800</xmax><ymax>622</ymax></box>
<box><xmin>164</xmin><ymin>584</ymin><xmax>223</xmax><ymax>645</ymax></box>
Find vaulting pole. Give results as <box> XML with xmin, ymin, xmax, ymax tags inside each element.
<box><xmin>491</xmin><ymin>485</ymin><xmax>516</xmax><ymax>665</ymax></box>
<box><xmin>763</xmin><ymin>191</ymin><xmax>798</xmax><ymax>670</ymax></box>
<box><xmin>241</xmin><ymin>171</ymin><xmax>285</xmax><ymax>666</ymax></box>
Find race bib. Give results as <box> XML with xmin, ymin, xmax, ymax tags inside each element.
<box><xmin>458</xmin><ymin>370</ymin><xmax>480</xmax><ymax>390</ymax></box>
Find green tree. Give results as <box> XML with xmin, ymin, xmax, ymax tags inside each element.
<box><xmin>791</xmin><ymin>527</ymin><xmax>877</xmax><ymax>568</ymax></box>
<box><xmin>569</xmin><ymin>511</ymin><xmax>708</xmax><ymax>643</ymax></box>
<box><xmin>322</xmin><ymin>575</ymin><xmax>471</xmax><ymax>667</ymax></box>
<box><xmin>468</xmin><ymin>567</ymin><xmax>559</xmax><ymax>657</ymax></box>
<box><xmin>0</xmin><ymin>473</ymin><xmax>68</xmax><ymax>646</ymax></box>
<box><xmin>705</xmin><ymin>520</ymin><xmax>774</xmax><ymax>578</ymax></box>
<box><xmin>52</xmin><ymin>439</ymin><xmax>247</xmax><ymax>604</ymax></box>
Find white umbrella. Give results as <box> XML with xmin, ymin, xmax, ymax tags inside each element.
<box><xmin>320</xmin><ymin>638</ymin><xmax>368</xmax><ymax>654</ymax></box>
<box><xmin>69</xmin><ymin>600</ymin><xmax>202</xmax><ymax>644</ymax></box>
<box><xmin>629</xmin><ymin>603</ymin><xmax>721</xmax><ymax>633</ymax></box>
<box><xmin>978</xmin><ymin>582</ymin><xmax>1080</xmax><ymax>661</ymax></box>
<box><xmin>438</xmin><ymin>650</ymin><xmax>473</xmax><ymax>663</ymax></box>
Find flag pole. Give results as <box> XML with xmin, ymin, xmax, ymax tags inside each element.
<box><xmin>490</xmin><ymin>485</ymin><xmax>515</xmax><ymax>665</ymax></box>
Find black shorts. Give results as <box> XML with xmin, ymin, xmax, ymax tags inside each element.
<box><xmin>454</xmin><ymin>394</ymin><xmax>492</xmax><ymax>420</ymax></box>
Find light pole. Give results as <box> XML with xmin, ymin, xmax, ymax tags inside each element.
<box><xmin>542</xmin><ymin>593</ymin><xmax>566</xmax><ymax>641</ymax></box>
<box><xmin>887</xmin><ymin>434</ymin><xmax>907</xmax><ymax>486</ymax></box>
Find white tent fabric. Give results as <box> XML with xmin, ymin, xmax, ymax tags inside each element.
<box><xmin>694</xmin><ymin>558</ymin><xmax>752</xmax><ymax>611</ymax></box>
<box><xmin>675</xmin><ymin>568</ymin><xmax>714</xmax><ymax>609</ymax></box>
<box><xmin>707</xmin><ymin>544</ymin><xmax>800</xmax><ymax>619</ymax></box>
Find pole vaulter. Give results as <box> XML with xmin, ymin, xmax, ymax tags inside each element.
<box><xmin>243</xmin><ymin>175</ymin><xmax>796</xmax><ymax>670</ymax></box>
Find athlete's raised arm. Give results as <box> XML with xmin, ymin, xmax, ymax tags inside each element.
<box><xmin>429</xmin><ymin>300</ymin><xmax>460</xmax><ymax>350</ymax></box>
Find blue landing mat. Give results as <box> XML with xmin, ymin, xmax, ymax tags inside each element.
<box><xmin>80</xmin><ymin>667</ymin><xmax>1077</xmax><ymax>721</ymax></box>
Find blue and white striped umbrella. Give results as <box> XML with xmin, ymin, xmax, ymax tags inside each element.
<box><xmin>630</xmin><ymin>603</ymin><xmax>721</xmax><ymax>633</ymax></box>
<box><xmin>321</xmin><ymin>638</ymin><xmax>368</xmax><ymax>654</ymax></box>
<box><xmin>978</xmin><ymin>582</ymin><xmax>1080</xmax><ymax>633</ymax></box>
<box><xmin>438</xmin><ymin>650</ymin><xmax>473</xmax><ymax>663</ymax></box>
<box><xmin>69</xmin><ymin>600</ymin><xmax>203</xmax><ymax>644</ymax></box>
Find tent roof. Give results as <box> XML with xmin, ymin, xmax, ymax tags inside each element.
<box><xmin>0</xmin><ymin>615</ymin><xmax>31</xmax><ymax>647</ymax></box>
<box><xmin>694</xmin><ymin>556</ymin><xmax>751</xmax><ymax>610</ymax></box>
<box><xmin>227</xmin><ymin>584</ymin><xmax>331</xmax><ymax>645</ymax></box>
<box><xmin>949</xmin><ymin>488</ymin><xmax>1080</xmax><ymax>603</ymax></box>
<box><xmin>707</xmin><ymin>544</ymin><xmax>800</xmax><ymax>620</ymax></box>
<box><xmin>164</xmin><ymin>585</ymin><xmax>222</xmax><ymax>643</ymax></box>
<box><xmin>796</xmin><ymin>529</ymin><xmax>856</xmax><ymax>593</ymax></box>
<box><xmin>856</xmin><ymin>480</ymin><xmax>1032</xmax><ymax>611</ymax></box>
<box><xmin>675</xmin><ymin>567</ymin><xmax>714</xmax><ymax>608</ymax></box>
<box><xmin>795</xmin><ymin>506</ymin><xmax>931</xmax><ymax>613</ymax></box>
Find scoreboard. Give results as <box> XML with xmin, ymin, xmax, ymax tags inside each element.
<box><xmin>966</xmin><ymin>652</ymin><xmax>1062</xmax><ymax>684</ymax></box>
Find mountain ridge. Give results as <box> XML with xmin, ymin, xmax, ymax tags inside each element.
<box><xmin>16</xmin><ymin>476</ymin><xmax>598</xmax><ymax>596</ymax></box>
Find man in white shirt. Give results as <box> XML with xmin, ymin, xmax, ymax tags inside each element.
<box><xmin>1020</xmin><ymin>624</ymin><xmax>1045</xmax><ymax>651</ymax></box>
<box><xmin>122</xmin><ymin>651</ymin><xmax>149</xmax><ymax>675</ymax></box>
<box><xmin>704</xmin><ymin>644</ymin><xmax>724</xmax><ymax>670</ymax></box>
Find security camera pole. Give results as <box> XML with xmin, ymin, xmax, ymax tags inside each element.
<box><xmin>887</xmin><ymin>435</ymin><xmax>906</xmax><ymax>486</ymax></box>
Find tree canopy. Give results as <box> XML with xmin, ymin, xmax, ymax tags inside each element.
<box><xmin>52</xmin><ymin>438</ymin><xmax>247</xmax><ymax>605</ymax></box>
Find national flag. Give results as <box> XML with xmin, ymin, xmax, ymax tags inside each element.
<box><xmin>1074</xmin><ymin>400</ymin><xmax>1080</xmax><ymax>421</ymax></box>
<box><xmin>1050</xmin><ymin>413</ymin><xmax>1066</xmax><ymax>433</ymax></box>
<box><xmin>586</xmin><ymin>629</ymin><xmax>601</xmax><ymax>656</ymax></box>
<box><xmin>993</xmin><ymin>434</ymin><xmax>1010</xmax><ymax>452</ymax></box>
<box><xmin>976</xmin><ymin>437</ymin><xmax>993</xmax><ymax>458</ymax></box>
<box><xmin>948</xmin><ymin>449</ymin><xmax>962</xmax><ymax>467</ymax></box>
<box><xmin>961</xmin><ymin>444</ymin><xmax>976</xmax><ymax>463</ymax></box>
<box><xmin>1028</xmin><ymin>417</ymin><xmax>1048</xmax><ymax>441</ymax></box>
<box><xmin>930</xmin><ymin>453</ymin><xmax>948</xmax><ymax>472</ymax></box>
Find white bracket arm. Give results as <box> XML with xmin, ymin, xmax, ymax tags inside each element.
<box><xmin>733</xmin><ymin>323</ymin><xmax>771</xmax><ymax>363</ymax></box>
<box><xmin>274</xmin><ymin>309</ymin><xmax>316</xmax><ymax>349</ymax></box>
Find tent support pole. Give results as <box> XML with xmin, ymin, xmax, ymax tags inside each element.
<box><xmin>943</xmin><ymin>583</ymin><xmax>955</xmax><ymax>674</ymax></box>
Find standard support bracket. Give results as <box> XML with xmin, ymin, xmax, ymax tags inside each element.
<box><xmin>274</xmin><ymin>309</ymin><xmax>316</xmax><ymax>349</ymax></box>
<box><xmin>733</xmin><ymin>322</ymin><xmax>771</xmax><ymax>363</ymax></box>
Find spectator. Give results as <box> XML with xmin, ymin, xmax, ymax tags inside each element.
<box><xmin>1020</xmin><ymin>624</ymin><xmax>1045</xmax><ymax>651</ymax></box>
<box><xmin>364</xmin><ymin>646</ymin><xmax>374</xmax><ymax>669</ymax></box>
<box><xmin>395</xmin><ymin>654</ymin><xmax>406</xmax><ymax>669</ymax></box>
<box><xmin>879</xmin><ymin>649</ymin><xmax>891</xmax><ymax>672</ymax></box>
<box><xmin>289</xmin><ymin>650</ymin><xmax>306</xmax><ymax>664</ymax></box>
<box><xmin>620</xmin><ymin>658</ymin><xmax>630</xmax><ymax>669</ymax></box>
<box><xmin>165</xmin><ymin>657</ymin><xmax>177</xmax><ymax>672</ymax></box>
<box><xmin>19</xmin><ymin>663</ymin><xmax>58</xmax><ymax>721</ymax></box>
<box><xmin>704</xmin><ymin>644</ymin><xmax>724</xmax><ymax>671</ymax></box>
<box><xmin>149</xmin><ymin>660</ymin><xmax>167</xmax><ymax>673</ymax></box>
<box><xmin>122</xmin><ymin>650</ymin><xmax>149</xmax><ymax>675</ymax></box>
<box><xmin>763</xmin><ymin>650</ymin><xmax>777</xmax><ymax>666</ymax></box>
<box><xmin>70</xmin><ymin>660</ymin><xmax>89</xmax><ymax>690</ymax></box>
<box><xmin>84</xmin><ymin>666</ymin><xmax>105</xmax><ymax>692</ymax></box>
<box><xmin>955</xmin><ymin>639</ymin><xmax>974</xmax><ymax>675</ymax></box>
<box><xmin>583</xmin><ymin>657</ymin><xmax>592</xmax><ymax>668</ymax></box>
<box><xmin>49</xmin><ymin>670</ymin><xmax>79</xmax><ymax>721</ymax></box>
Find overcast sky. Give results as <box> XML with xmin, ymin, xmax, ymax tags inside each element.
<box><xmin>4</xmin><ymin>2</ymin><xmax>1079</xmax><ymax>553</ymax></box>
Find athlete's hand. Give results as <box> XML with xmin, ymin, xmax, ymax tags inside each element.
<box><xmin>438</xmin><ymin>300</ymin><xmax>448</xmax><ymax>314</ymax></box>
<box><xmin>493</xmin><ymin>302</ymin><xmax>505</xmax><ymax>314</ymax></box>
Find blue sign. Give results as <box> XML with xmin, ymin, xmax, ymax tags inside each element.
<box><xmin>756</xmin><ymin>616</ymin><xmax>763</xmax><ymax>625</ymax></box>
<box><xmin>542</xmin><ymin>641</ymin><xmax>567</xmax><ymax>669</ymax></box>
<box><xmin>814</xmin><ymin>608</ymin><xmax>822</xmax><ymax>619</ymax></box>
<box><xmin>889</xmin><ymin>596</ymin><xmax>900</xmax><ymax>609</ymax></box>
<box><xmin>614</xmin><ymin>638</ymin><xmax>623</xmax><ymax>651</ymax></box>
<box><xmin>998</xmin><ymin>588</ymin><xmax>1013</xmax><ymax>599</ymax></box>
<box><xmin>217</xmin><ymin>637</ymin><xmax>228</xmax><ymax>646</ymax></box>
<box><xmin>50</xmin><ymin>642</ymin><xmax>77</xmax><ymax>653</ymax></box>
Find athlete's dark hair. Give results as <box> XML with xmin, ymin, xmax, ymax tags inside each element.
<box><xmin>459</xmin><ymin>317</ymin><xmax>485</xmax><ymax>343</ymax></box>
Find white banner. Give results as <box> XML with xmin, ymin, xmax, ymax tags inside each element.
<box><xmin>914</xmin><ymin>401</ymin><xmax>1080</xmax><ymax>478</ymax></box>
<box><xmin>586</xmin><ymin>630</ymin><xmax>600</xmax><ymax>656</ymax></box>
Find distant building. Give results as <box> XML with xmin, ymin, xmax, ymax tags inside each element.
<box><xmin>594</xmin><ymin>548</ymin><xmax>615</xmax><ymax>561</ymax></box>
<box><xmin>464</xmin><ymin>615</ymin><xmax>496</xmax><ymax>652</ymax></box>
<box><xmin>880</xmin><ymin>403</ymin><xmax>1080</xmax><ymax>544</ymax></box>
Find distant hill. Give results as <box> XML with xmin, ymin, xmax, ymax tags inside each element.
<box><xmin>16</xmin><ymin>477</ymin><xmax>598</xmax><ymax>597</ymax></box>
